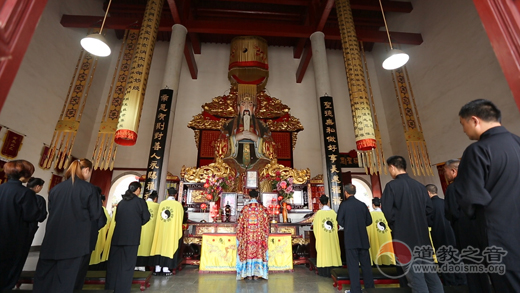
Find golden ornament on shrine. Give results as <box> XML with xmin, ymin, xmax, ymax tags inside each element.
<box><xmin>228</xmin><ymin>36</ymin><xmax>269</xmax><ymax>95</ymax></box>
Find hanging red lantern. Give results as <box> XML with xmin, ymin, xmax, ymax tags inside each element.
<box><xmin>286</xmin><ymin>205</ymin><xmax>292</xmax><ymax>211</ymax></box>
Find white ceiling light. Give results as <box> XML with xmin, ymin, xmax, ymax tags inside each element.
<box><xmin>378</xmin><ymin>0</ymin><xmax>409</xmax><ymax>70</ymax></box>
<box><xmin>81</xmin><ymin>0</ymin><xmax>113</xmax><ymax>57</ymax></box>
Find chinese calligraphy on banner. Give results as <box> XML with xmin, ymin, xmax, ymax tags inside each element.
<box><xmin>143</xmin><ymin>89</ymin><xmax>173</xmax><ymax>198</ymax></box>
<box><xmin>319</xmin><ymin>96</ymin><xmax>344</xmax><ymax>211</ymax></box>
<box><xmin>48</xmin><ymin>174</ymin><xmax>63</xmax><ymax>192</ymax></box>
<box><xmin>1</xmin><ymin>130</ymin><xmax>24</xmax><ymax>159</ymax></box>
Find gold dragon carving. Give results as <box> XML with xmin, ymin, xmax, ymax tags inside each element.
<box><xmin>181</xmin><ymin>158</ymin><xmax>237</xmax><ymax>183</ymax></box>
<box><xmin>259</xmin><ymin>159</ymin><xmax>311</xmax><ymax>185</ymax></box>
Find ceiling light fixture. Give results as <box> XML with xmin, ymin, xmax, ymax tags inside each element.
<box><xmin>80</xmin><ymin>0</ymin><xmax>113</xmax><ymax>57</ymax></box>
<box><xmin>379</xmin><ymin>0</ymin><xmax>409</xmax><ymax>70</ymax></box>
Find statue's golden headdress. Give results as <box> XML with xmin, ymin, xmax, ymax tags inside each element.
<box><xmin>237</xmin><ymin>84</ymin><xmax>257</xmax><ymax>106</ymax></box>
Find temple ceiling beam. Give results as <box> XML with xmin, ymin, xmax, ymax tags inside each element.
<box><xmin>184</xmin><ymin>40</ymin><xmax>198</xmax><ymax>79</ymax></box>
<box><xmin>293</xmin><ymin>0</ymin><xmax>333</xmax><ymax>79</ymax></box>
<box><xmin>166</xmin><ymin>0</ymin><xmax>198</xmax><ymax>78</ymax></box>
<box><xmin>296</xmin><ymin>44</ymin><xmax>312</xmax><ymax>83</ymax></box>
<box><xmin>196</xmin><ymin>0</ymin><xmax>413</xmax><ymax>12</ymax></box>
<box><xmin>60</xmin><ymin>16</ymin><xmax>422</xmax><ymax>45</ymax></box>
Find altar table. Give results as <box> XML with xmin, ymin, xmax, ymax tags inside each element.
<box><xmin>199</xmin><ymin>233</ymin><xmax>293</xmax><ymax>272</ymax></box>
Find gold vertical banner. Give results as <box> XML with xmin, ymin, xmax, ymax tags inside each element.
<box><xmin>360</xmin><ymin>42</ymin><xmax>386</xmax><ymax>175</ymax></box>
<box><xmin>335</xmin><ymin>0</ymin><xmax>376</xmax><ymax>153</ymax></box>
<box><xmin>114</xmin><ymin>0</ymin><xmax>164</xmax><ymax>146</ymax></box>
<box><xmin>391</xmin><ymin>65</ymin><xmax>433</xmax><ymax>176</ymax></box>
<box><xmin>42</xmin><ymin>30</ymin><xmax>99</xmax><ymax>170</ymax></box>
<box><xmin>91</xmin><ymin>30</ymin><xmax>139</xmax><ymax>170</ymax></box>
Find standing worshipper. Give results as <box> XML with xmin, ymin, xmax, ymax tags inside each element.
<box><xmin>382</xmin><ymin>156</ymin><xmax>443</xmax><ymax>293</ymax></box>
<box><xmin>105</xmin><ymin>182</ymin><xmax>150</xmax><ymax>292</ymax></box>
<box><xmin>425</xmin><ymin>184</ymin><xmax>465</xmax><ymax>286</ymax></box>
<box><xmin>236</xmin><ymin>189</ymin><xmax>269</xmax><ymax>280</ymax></box>
<box><xmin>75</xmin><ymin>186</ymin><xmax>107</xmax><ymax>289</ymax></box>
<box><xmin>150</xmin><ymin>187</ymin><xmax>184</xmax><ymax>276</ymax></box>
<box><xmin>26</xmin><ymin>178</ymin><xmax>48</xmax><ymax>237</ymax></box>
<box><xmin>312</xmin><ymin>194</ymin><xmax>342</xmax><ymax>277</ymax></box>
<box><xmin>12</xmin><ymin>178</ymin><xmax>48</xmax><ymax>283</ymax></box>
<box><xmin>453</xmin><ymin>99</ymin><xmax>520</xmax><ymax>292</ymax></box>
<box><xmin>136</xmin><ymin>190</ymin><xmax>160</xmax><ymax>271</ymax></box>
<box><xmin>336</xmin><ymin>184</ymin><xmax>374</xmax><ymax>293</ymax></box>
<box><xmin>444</xmin><ymin>159</ymin><xmax>492</xmax><ymax>293</ymax></box>
<box><xmin>34</xmin><ymin>159</ymin><xmax>102</xmax><ymax>293</ymax></box>
<box><xmin>367</xmin><ymin>198</ymin><xmax>394</xmax><ymax>266</ymax></box>
<box><xmin>0</xmin><ymin>160</ymin><xmax>39</xmax><ymax>291</ymax></box>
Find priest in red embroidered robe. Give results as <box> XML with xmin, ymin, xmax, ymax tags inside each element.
<box><xmin>236</xmin><ymin>189</ymin><xmax>270</xmax><ymax>280</ymax></box>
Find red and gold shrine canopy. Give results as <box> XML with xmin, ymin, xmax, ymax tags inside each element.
<box><xmin>187</xmin><ymin>86</ymin><xmax>304</xmax><ymax>151</ymax></box>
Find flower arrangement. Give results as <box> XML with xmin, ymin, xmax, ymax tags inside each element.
<box><xmin>262</xmin><ymin>171</ymin><xmax>295</xmax><ymax>223</ymax></box>
<box><xmin>203</xmin><ymin>174</ymin><xmax>234</xmax><ymax>202</ymax></box>
<box><xmin>264</xmin><ymin>171</ymin><xmax>294</xmax><ymax>202</ymax></box>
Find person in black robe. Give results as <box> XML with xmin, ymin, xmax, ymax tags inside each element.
<box><xmin>34</xmin><ymin>159</ymin><xmax>102</xmax><ymax>293</ymax></box>
<box><xmin>74</xmin><ymin>186</ymin><xmax>107</xmax><ymax>289</ymax></box>
<box><xmin>453</xmin><ymin>99</ymin><xmax>520</xmax><ymax>292</ymax></box>
<box><xmin>444</xmin><ymin>159</ymin><xmax>492</xmax><ymax>293</ymax></box>
<box><xmin>336</xmin><ymin>183</ymin><xmax>374</xmax><ymax>293</ymax></box>
<box><xmin>425</xmin><ymin>184</ymin><xmax>465</xmax><ymax>286</ymax></box>
<box><xmin>0</xmin><ymin>160</ymin><xmax>38</xmax><ymax>291</ymax></box>
<box><xmin>382</xmin><ymin>156</ymin><xmax>443</xmax><ymax>293</ymax></box>
<box><xmin>105</xmin><ymin>181</ymin><xmax>150</xmax><ymax>293</ymax></box>
<box><xmin>9</xmin><ymin>178</ymin><xmax>48</xmax><ymax>288</ymax></box>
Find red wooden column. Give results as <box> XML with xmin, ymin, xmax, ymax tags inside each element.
<box><xmin>472</xmin><ymin>0</ymin><xmax>520</xmax><ymax>111</ymax></box>
<box><xmin>0</xmin><ymin>0</ymin><xmax>49</xmax><ymax>113</ymax></box>
<box><xmin>370</xmin><ymin>172</ymin><xmax>382</xmax><ymax>198</ymax></box>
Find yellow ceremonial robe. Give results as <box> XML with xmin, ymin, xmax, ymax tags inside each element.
<box><xmin>137</xmin><ymin>200</ymin><xmax>159</xmax><ymax>257</ymax></box>
<box><xmin>367</xmin><ymin>210</ymin><xmax>395</xmax><ymax>265</ymax></box>
<box><xmin>90</xmin><ymin>207</ymin><xmax>111</xmax><ymax>265</ymax></box>
<box><xmin>101</xmin><ymin>207</ymin><xmax>117</xmax><ymax>262</ymax></box>
<box><xmin>150</xmin><ymin>199</ymin><xmax>184</xmax><ymax>259</ymax></box>
<box><xmin>312</xmin><ymin>209</ymin><xmax>342</xmax><ymax>268</ymax></box>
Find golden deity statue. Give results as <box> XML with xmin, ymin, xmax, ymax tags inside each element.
<box><xmin>219</xmin><ymin>93</ymin><xmax>274</xmax><ymax>173</ymax></box>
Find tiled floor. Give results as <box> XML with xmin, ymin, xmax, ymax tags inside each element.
<box><xmin>20</xmin><ymin>252</ymin><xmax>399</xmax><ymax>292</ymax></box>
<box><xmin>18</xmin><ymin>265</ymin><xmax>352</xmax><ymax>292</ymax></box>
